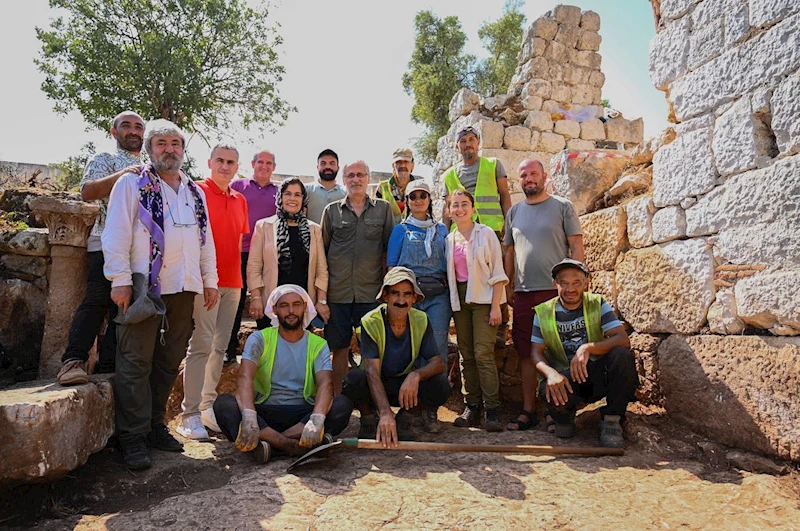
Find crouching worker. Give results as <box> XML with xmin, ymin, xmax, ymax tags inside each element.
<box><xmin>532</xmin><ymin>259</ymin><xmax>638</xmax><ymax>448</ymax></box>
<box><xmin>343</xmin><ymin>267</ymin><xmax>450</xmax><ymax>446</ymax></box>
<box><xmin>213</xmin><ymin>285</ymin><xmax>353</xmax><ymax>463</ymax></box>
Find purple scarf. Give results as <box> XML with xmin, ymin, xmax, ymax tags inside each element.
<box><xmin>137</xmin><ymin>164</ymin><xmax>208</xmax><ymax>295</ymax></box>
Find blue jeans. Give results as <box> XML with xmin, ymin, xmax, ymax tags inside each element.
<box><xmin>414</xmin><ymin>292</ymin><xmax>452</xmax><ymax>367</ymax></box>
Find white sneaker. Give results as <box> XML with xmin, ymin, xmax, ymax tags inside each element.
<box><xmin>200</xmin><ymin>407</ymin><xmax>221</xmax><ymax>433</ymax></box>
<box><xmin>177</xmin><ymin>415</ymin><xmax>209</xmax><ymax>441</ymax></box>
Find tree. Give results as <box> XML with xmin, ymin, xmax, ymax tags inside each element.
<box><xmin>474</xmin><ymin>0</ymin><xmax>526</xmax><ymax>97</ymax></box>
<box><xmin>402</xmin><ymin>11</ymin><xmax>475</xmax><ymax>164</ymax></box>
<box><xmin>35</xmin><ymin>0</ymin><xmax>294</xmax><ymax>138</ymax></box>
<box><xmin>51</xmin><ymin>142</ymin><xmax>96</xmax><ymax>190</ymax></box>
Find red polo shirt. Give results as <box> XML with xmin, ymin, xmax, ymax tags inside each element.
<box><xmin>198</xmin><ymin>179</ymin><xmax>249</xmax><ymax>288</ymax></box>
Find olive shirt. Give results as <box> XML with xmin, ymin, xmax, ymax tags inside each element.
<box><xmin>321</xmin><ymin>196</ymin><xmax>395</xmax><ymax>304</ymax></box>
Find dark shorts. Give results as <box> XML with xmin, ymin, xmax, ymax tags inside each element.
<box><xmin>325</xmin><ymin>301</ymin><xmax>380</xmax><ymax>350</ymax></box>
<box><xmin>511</xmin><ymin>289</ymin><xmax>558</xmax><ymax>357</ymax></box>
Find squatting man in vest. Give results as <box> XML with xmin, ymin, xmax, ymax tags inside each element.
<box><xmin>531</xmin><ymin>259</ymin><xmax>639</xmax><ymax>448</ymax></box>
<box><xmin>342</xmin><ymin>267</ymin><xmax>450</xmax><ymax>446</ymax></box>
<box><xmin>376</xmin><ymin>148</ymin><xmax>418</xmax><ymax>224</ymax></box>
<box><xmin>213</xmin><ymin>285</ymin><xmax>354</xmax><ymax>463</ymax></box>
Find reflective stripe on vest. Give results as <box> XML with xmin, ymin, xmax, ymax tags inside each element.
<box><xmin>378</xmin><ymin>179</ymin><xmax>401</xmax><ymax>217</ymax></box>
<box><xmin>443</xmin><ymin>157</ymin><xmax>504</xmax><ymax>231</ymax></box>
<box><xmin>534</xmin><ymin>292</ymin><xmax>604</xmax><ymax>373</ymax></box>
<box><xmin>254</xmin><ymin>328</ymin><xmax>327</xmax><ymax>405</ymax></box>
<box><xmin>360</xmin><ymin>304</ymin><xmax>428</xmax><ymax>377</ymax></box>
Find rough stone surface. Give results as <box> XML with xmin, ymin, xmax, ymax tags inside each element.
<box><xmin>477</xmin><ymin>119</ymin><xmax>505</xmax><ymax>149</ymax></box>
<box><xmin>524</xmin><ymin>110</ymin><xmax>553</xmax><ymax>132</ymax></box>
<box><xmin>707</xmin><ymin>288</ymin><xmax>746</xmax><ymax>334</ymax></box>
<box><xmin>0</xmin><ymin>279</ymin><xmax>46</xmax><ymax>377</ymax></box>
<box><xmin>712</xmin><ymin>219</ymin><xmax>800</xmax><ymax>267</ymax></box>
<box><xmin>649</xmin><ymin>16</ymin><xmax>690</xmax><ymax>90</ymax></box>
<box><xmin>580</xmin><ymin>10</ymin><xmax>601</xmax><ymax>31</ymax></box>
<box><xmin>653</xmin><ymin>127</ymin><xmax>717</xmax><ymax>207</ymax></box>
<box><xmin>629</xmin><ymin>333</ymin><xmax>665</xmax><ymax>406</ymax></box>
<box><xmin>659</xmin><ymin>334</ymin><xmax>800</xmax><ymax>462</ymax></box>
<box><xmin>551</xmin><ymin>150</ymin><xmax>630</xmax><ymax>215</ymax></box>
<box><xmin>0</xmin><ymin>228</ymin><xmax>50</xmax><ymax>257</ymax></box>
<box><xmin>524</xmin><ymin>79</ymin><xmax>552</xmax><ymax>100</ymax></box>
<box><xmin>734</xmin><ymin>271</ymin><xmax>800</xmax><ymax>335</ymax></box>
<box><xmin>0</xmin><ymin>254</ymin><xmax>48</xmax><ymax>279</ymax></box>
<box><xmin>448</xmin><ymin>88</ymin><xmax>481</xmax><ymax>122</ymax></box>
<box><xmin>688</xmin><ymin>17</ymin><xmax>724</xmax><ymax>69</ymax></box>
<box><xmin>577</xmin><ymin>30</ymin><xmax>602</xmax><ymax>51</ymax></box>
<box><xmin>726</xmin><ymin>450</ymin><xmax>790</xmax><ymax>476</ymax></box>
<box><xmin>712</xmin><ymin>96</ymin><xmax>774</xmax><ymax>176</ymax></box>
<box><xmin>580</xmin><ymin>119</ymin><xmax>606</xmax><ymax>141</ymax></box>
<box><xmin>580</xmin><ymin>206</ymin><xmax>627</xmax><ymax>272</ymax></box>
<box><xmin>630</xmin><ymin>128</ymin><xmax>677</xmax><ymax>165</ymax></box>
<box><xmin>605</xmin><ymin>118</ymin><xmax>644</xmax><ymax>144</ymax></box>
<box><xmin>537</xmin><ymin>132</ymin><xmax>566</xmax><ymax>153</ymax></box>
<box><xmin>571</xmin><ymin>84</ymin><xmax>601</xmax><ymax>106</ymax></box>
<box><xmin>553</xmin><ymin>4</ymin><xmax>582</xmax><ymax>26</ymax></box>
<box><xmin>554</xmin><ymin>119</ymin><xmax>581</xmax><ymax>139</ymax></box>
<box><xmin>616</xmin><ymin>239</ymin><xmax>715</xmax><ymax>334</ymax></box>
<box><xmin>481</xmin><ymin>149</ymin><xmax>550</xmax><ymax>184</ymax></box>
<box><xmin>669</xmin><ymin>14</ymin><xmax>800</xmax><ymax>120</ymax></box>
<box><xmin>0</xmin><ymin>376</ymin><xmax>114</xmax><ymax>485</ymax></box>
<box><xmin>589</xmin><ymin>270</ymin><xmax>617</xmax><ymax>308</ymax></box>
<box><xmin>566</xmin><ymin>139</ymin><xmax>595</xmax><ymax>151</ymax></box>
<box><xmin>531</xmin><ymin>17</ymin><xmax>559</xmax><ymax>40</ymax></box>
<box><xmin>661</xmin><ymin>0</ymin><xmax>700</xmax><ymax>20</ymax></box>
<box><xmin>503</xmin><ymin>126</ymin><xmax>532</xmax><ymax>151</ymax></box>
<box><xmin>749</xmin><ymin>0</ymin><xmax>800</xmax><ymax>27</ymax></box>
<box><xmin>651</xmin><ymin>205</ymin><xmax>687</xmax><ymax>243</ymax></box>
<box><xmin>685</xmin><ymin>155</ymin><xmax>799</xmax><ymax>237</ymax></box>
<box><xmin>549</xmin><ymin>83</ymin><xmax>572</xmax><ymax>103</ymax></box>
<box><xmin>771</xmin><ymin>71</ymin><xmax>800</xmax><ymax>157</ymax></box>
<box><xmin>588</xmin><ymin>70</ymin><xmax>606</xmax><ymax>88</ymax></box>
<box><xmin>608</xmin><ymin>169</ymin><xmax>652</xmax><ymax>199</ymax></box>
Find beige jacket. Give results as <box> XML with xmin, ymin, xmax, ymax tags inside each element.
<box><xmin>246</xmin><ymin>216</ymin><xmax>328</xmax><ymax>308</ymax></box>
<box><xmin>446</xmin><ymin>222</ymin><xmax>508</xmax><ymax>312</ymax></box>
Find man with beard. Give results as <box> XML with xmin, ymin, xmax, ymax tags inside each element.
<box><xmin>503</xmin><ymin>158</ymin><xmax>584</xmax><ymax>433</ymax></box>
<box><xmin>305</xmin><ymin>148</ymin><xmax>346</xmax><ymax>224</ymax></box>
<box><xmin>342</xmin><ymin>268</ymin><xmax>449</xmax><ymax>444</ymax></box>
<box><xmin>57</xmin><ymin>111</ymin><xmax>145</xmax><ymax>385</ymax></box>
<box><xmin>532</xmin><ymin>259</ymin><xmax>636</xmax><ymax>448</ymax></box>
<box><xmin>322</xmin><ymin>160</ymin><xmax>395</xmax><ymax>394</ymax></box>
<box><xmin>103</xmin><ymin>119</ymin><xmax>219</xmax><ymax>469</ymax></box>
<box><xmin>376</xmin><ymin>148</ymin><xmax>418</xmax><ymax>224</ymax></box>
<box><xmin>226</xmin><ymin>149</ymin><xmax>279</xmax><ymax>360</ymax></box>
<box><xmin>212</xmin><ymin>285</ymin><xmax>354</xmax><ymax>463</ymax></box>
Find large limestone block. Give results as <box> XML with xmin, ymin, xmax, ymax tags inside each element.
<box><xmin>749</xmin><ymin>0</ymin><xmax>800</xmax><ymax>27</ymax></box>
<box><xmin>625</xmin><ymin>195</ymin><xmax>656</xmax><ymax>248</ymax></box>
<box><xmin>545</xmin><ymin>40</ymin><xmax>570</xmax><ymax>64</ymax></box>
<box><xmin>712</xmin><ymin>219</ymin><xmax>800</xmax><ymax>267</ymax></box>
<box><xmin>524</xmin><ymin>110</ymin><xmax>553</xmax><ymax>132</ymax></box>
<box><xmin>661</xmin><ymin>0</ymin><xmax>699</xmax><ymax>20</ymax></box>
<box><xmin>571</xmin><ymin>85</ymin><xmax>601</xmax><ymax>107</ymax></box>
<box><xmin>577</xmin><ymin>30</ymin><xmax>602</xmax><ymax>51</ymax></box>
<box><xmin>580</xmin><ymin>119</ymin><xmax>605</xmax><ymax>141</ymax></box>
<box><xmin>688</xmin><ymin>16</ymin><xmax>724</xmax><ymax>69</ymax></box>
<box><xmin>480</xmin><ymin>149</ymin><xmax>549</xmax><ymax>183</ymax></box>
<box><xmin>708</xmin><ymin>288</ymin><xmax>745</xmax><ymax>334</ymax></box>
<box><xmin>651</xmin><ymin>205</ymin><xmax>687</xmax><ymax>243</ymax></box>
<box><xmin>537</xmin><ymin>131</ymin><xmax>566</xmax><ymax>153</ymax></box>
<box><xmin>549</xmin><ymin>83</ymin><xmax>572</xmax><ymax>103</ymax></box>
<box><xmin>659</xmin><ymin>334</ymin><xmax>800</xmax><ymax>462</ymax></box>
<box><xmin>503</xmin><ymin>126</ymin><xmax>532</xmax><ymax>151</ymax></box>
<box><xmin>524</xmin><ymin>78</ymin><xmax>552</xmax><ymax>100</ymax></box>
<box><xmin>686</xmin><ymin>154</ymin><xmax>800</xmax><ymax>237</ymax></box>
<box><xmin>553</xmin><ymin>4</ymin><xmax>582</xmax><ymax>26</ymax></box>
<box><xmin>713</xmin><ymin>96</ymin><xmax>773</xmax><ymax>176</ymax></box>
<box><xmin>448</xmin><ymin>88</ymin><xmax>480</xmax><ymax>122</ymax></box>
<box><xmin>630</xmin><ymin>127</ymin><xmax>677</xmax><ymax>165</ymax></box>
<box><xmin>771</xmin><ymin>71</ymin><xmax>800</xmax><ymax>157</ymax></box>
<box><xmin>589</xmin><ymin>270</ymin><xmax>617</xmax><ymax>309</ymax></box>
<box><xmin>0</xmin><ymin>228</ymin><xmax>50</xmax><ymax>257</ymax></box>
<box><xmin>566</xmin><ymin>139</ymin><xmax>595</xmax><ymax>151</ymax></box>
<box><xmin>0</xmin><ymin>254</ymin><xmax>48</xmax><ymax>279</ymax></box>
<box><xmin>629</xmin><ymin>333</ymin><xmax>664</xmax><ymax>406</ymax></box>
<box><xmin>734</xmin><ymin>271</ymin><xmax>800</xmax><ymax>335</ymax></box>
<box><xmin>572</xmin><ymin>50</ymin><xmax>602</xmax><ymax>69</ymax></box>
<box><xmin>649</xmin><ymin>16</ymin><xmax>690</xmax><ymax>90</ymax></box>
<box><xmin>580</xmin><ymin>10</ymin><xmax>601</xmax><ymax>31</ymax></box>
<box><xmin>530</xmin><ymin>17</ymin><xmax>558</xmax><ymax>40</ymax></box>
<box><xmin>580</xmin><ymin>206</ymin><xmax>627</xmax><ymax>271</ymax></box>
<box><xmin>0</xmin><ymin>279</ymin><xmax>46</xmax><ymax>376</ymax></box>
<box><xmin>725</xmin><ymin>1</ymin><xmax>751</xmax><ymax>47</ymax></box>
<box><xmin>605</xmin><ymin>118</ymin><xmax>644</xmax><ymax>144</ymax></box>
<box><xmin>0</xmin><ymin>377</ymin><xmax>114</xmax><ymax>485</ymax></box>
<box><xmin>550</xmin><ymin>150</ymin><xmax>630</xmax><ymax>215</ymax></box>
<box><xmin>652</xmin><ymin>126</ymin><xmax>717</xmax><ymax>207</ymax></box>
<box><xmin>616</xmin><ymin>239</ymin><xmax>715</xmax><ymax>333</ymax></box>
<box><xmin>476</xmin><ymin>119</ymin><xmax>505</xmax><ymax>149</ymax></box>
<box><xmin>669</xmin><ymin>14</ymin><xmax>800</xmax><ymax>120</ymax></box>
<box><xmin>520</xmin><ymin>36</ymin><xmax>546</xmax><ymax>64</ymax></box>
<box><xmin>608</xmin><ymin>168</ymin><xmax>652</xmax><ymax>199</ymax></box>
<box><xmin>588</xmin><ymin>70</ymin><xmax>606</xmax><ymax>88</ymax></box>
<box><xmin>554</xmin><ymin>119</ymin><xmax>580</xmax><ymax>139</ymax></box>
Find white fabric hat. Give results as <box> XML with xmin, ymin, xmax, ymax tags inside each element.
<box><xmin>264</xmin><ymin>284</ymin><xmax>317</xmax><ymax>329</ymax></box>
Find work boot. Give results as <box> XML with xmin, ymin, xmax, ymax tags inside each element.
<box><xmin>484</xmin><ymin>407</ymin><xmax>504</xmax><ymax>432</ymax></box>
<box><xmin>118</xmin><ymin>433</ymin><xmax>151</xmax><ymax>470</ymax></box>
<box><xmin>395</xmin><ymin>410</ymin><xmax>416</xmax><ymax>441</ymax></box>
<box><xmin>554</xmin><ymin>411</ymin><xmax>577</xmax><ymax>439</ymax></box>
<box><xmin>454</xmin><ymin>403</ymin><xmax>481</xmax><ymax>428</ymax></box>
<box><xmin>57</xmin><ymin>359</ymin><xmax>88</xmax><ymax>386</ymax></box>
<box><xmin>358</xmin><ymin>411</ymin><xmax>378</xmax><ymax>439</ymax></box>
<box><xmin>599</xmin><ymin>415</ymin><xmax>625</xmax><ymax>448</ymax></box>
<box><xmin>147</xmin><ymin>423</ymin><xmax>184</xmax><ymax>452</ymax></box>
<box><xmin>251</xmin><ymin>441</ymin><xmax>271</xmax><ymax>464</ymax></box>
<box><xmin>422</xmin><ymin>406</ymin><xmax>442</xmax><ymax>434</ymax></box>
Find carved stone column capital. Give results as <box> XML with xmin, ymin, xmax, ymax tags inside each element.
<box><xmin>29</xmin><ymin>196</ymin><xmax>100</xmax><ymax>248</ymax></box>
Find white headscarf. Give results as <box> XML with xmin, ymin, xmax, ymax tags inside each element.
<box><xmin>264</xmin><ymin>284</ymin><xmax>318</xmax><ymax>329</ymax></box>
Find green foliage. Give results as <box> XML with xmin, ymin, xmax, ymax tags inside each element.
<box><xmin>474</xmin><ymin>0</ymin><xmax>526</xmax><ymax>97</ymax></box>
<box><xmin>0</xmin><ymin>212</ymin><xmax>30</xmax><ymax>232</ymax></box>
<box><xmin>600</xmin><ymin>98</ymin><xmax>611</xmax><ymax>108</ymax></box>
<box><xmin>51</xmin><ymin>142</ymin><xmax>96</xmax><ymax>191</ymax></box>
<box><xmin>35</xmin><ymin>0</ymin><xmax>294</xmax><ymax>136</ymax></box>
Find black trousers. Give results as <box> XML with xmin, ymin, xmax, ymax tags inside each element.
<box><xmin>213</xmin><ymin>393</ymin><xmax>353</xmax><ymax>440</ymax></box>
<box><xmin>61</xmin><ymin>251</ymin><xmax>117</xmax><ymax>371</ymax></box>
<box><xmin>538</xmin><ymin>346</ymin><xmax>639</xmax><ymax>423</ymax></box>
<box><xmin>226</xmin><ymin>251</ymin><xmax>270</xmax><ymax>357</ymax></box>
<box><xmin>342</xmin><ymin>369</ymin><xmax>450</xmax><ymax>409</ymax></box>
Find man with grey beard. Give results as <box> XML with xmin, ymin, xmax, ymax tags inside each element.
<box><xmin>102</xmin><ymin>119</ymin><xmax>219</xmax><ymax>470</ymax></box>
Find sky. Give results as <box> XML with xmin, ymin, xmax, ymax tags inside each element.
<box><xmin>0</xmin><ymin>0</ymin><xmax>666</xmax><ymax>179</ymax></box>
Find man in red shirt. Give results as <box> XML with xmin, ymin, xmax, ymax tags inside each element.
<box><xmin>178</xmin><ymin>143</ymin><xmax>249</xmax><ymax>440</ymax></box>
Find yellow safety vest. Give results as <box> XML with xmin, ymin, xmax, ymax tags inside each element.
<box><xmin>254</xmin><ymin>328</ymin><xmax>327</xmax><ymax>405</ymax></box>
<box><xmin>360</xmin><ymin>305</ymin><xmax>429</xmax><ymax>377</ymax></box>
<box><xmin>378</xmin><ymin>179</ymin><xmax>402</xmax><ymax>218</ymax></box>
<box><xmin>534</xmin><ymin>292</ymin><xmax>604</xmax><ymax>374</ymax></box>
<box><xmin>443</xmin><ymin>157</ymin><xmax>504</xmax><ymax>231</ymax></box>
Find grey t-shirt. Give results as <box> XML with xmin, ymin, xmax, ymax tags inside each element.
<box><xmin>242</xmin><ymin>330</ymin><xmax>332</xmax><ymax>406</ymax></box>
<box><xmin>441</xmin><ymin>157</ymin><xmax>506</xmax><ymax>197</ymax></box>
<box><xmin>305</xmin><ymin>181</ymin><xmax>346</xmax><ymax>224</ymax></box>
<box><xmin>503</xmin><ymin>195</ymin><xmax>582</xmax><ymax>292</ymax></box>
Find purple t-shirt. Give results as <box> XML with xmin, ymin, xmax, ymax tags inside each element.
<box><xmin>230</xmin><ymin>178</ymin><xmax>278</xmax><ymax>252</ymax></box>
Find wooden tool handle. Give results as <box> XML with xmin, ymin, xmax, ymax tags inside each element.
<box><xmin>343</xmin><ymin>438</ymin><xmax>624</xmax><ymax>456</ymax></box>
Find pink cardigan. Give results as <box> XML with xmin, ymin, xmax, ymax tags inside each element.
<box><xmin>446</xmin><ymin>222</ymin><xmax>508</xmax><ymax>312</ymax></box>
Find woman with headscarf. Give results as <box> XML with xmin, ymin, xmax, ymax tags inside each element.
<box><xmin>247</xmin><ymin>177</ymin><xmax>330</xmax><ymax>328</ymax></box>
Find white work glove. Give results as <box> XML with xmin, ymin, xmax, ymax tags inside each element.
<box><xmin>235</xmin><ymin>409</ymin><xmax>260</xmax><ymax>452</ymax></box>
<box><xmin>299</xmin><ymin>413</ymin><xmax>326</xmax><ymax>448</ymax></box>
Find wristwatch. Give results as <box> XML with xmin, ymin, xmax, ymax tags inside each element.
<box><xmin>319</xmin><ymin>300</ymin><xmax>327</xmax><ymax>305</ymax></box>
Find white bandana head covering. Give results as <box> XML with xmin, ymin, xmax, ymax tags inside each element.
<box><xmin>264</xmin><ymin>284</ymin><xmax>318</xmax><ymax>329</ymax></box>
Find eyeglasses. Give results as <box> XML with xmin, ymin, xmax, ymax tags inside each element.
<box><xmin>164</xmin><ymin>191</ymin><xmax>197</xmax><ymax>228</ymax></box>
<box><xmin>408</xmin><ymin>192</ymin><xmax>429</xmax><ymax>201</ymax></box>
<box><xmin>345</xmin><ymin>172</ymin><xmax>368</xmax><ymax>179</ymax></box>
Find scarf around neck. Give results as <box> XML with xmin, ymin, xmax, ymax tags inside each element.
<box><xmin>275</xmin><ymin>184</ymin><xmax>311</xmax><ymax>278</ymax></box>
<box><xmin>404</xmin><ymin>215</ymin><xmax>437</xmax><ymax>257</ymax></box>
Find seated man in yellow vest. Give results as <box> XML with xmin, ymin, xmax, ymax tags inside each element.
<box><xmin>441</xmin><ymin>126</ymin><xmax>512</xmax><ymax>234</ymax></box>
<box><xmin>376</xmin><ymin>148</ymin><xmax>418</xmax><ymax>224</ymax></box>
<box><xmin>342</xmin><ymin>267</ymin><xmax>450</xmax><ymax>446</ymax></box>
<box><xmin>532</xmin><ymin>259</ymin><xmax>639</xmax><ymax>448</ymax></box>
<box><xmin>213</xmin><ymin>285</ymin><xmax>354</xmax><ymax>463</ymax></box>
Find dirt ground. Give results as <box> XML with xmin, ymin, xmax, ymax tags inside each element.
<box><xmin>2</xmin><ymin>396</ymin><xmax>798</xmax><ymax>530</ymax></box>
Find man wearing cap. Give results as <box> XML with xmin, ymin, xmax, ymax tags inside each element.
<box><xmin>213</xmin><ymin>284</ymin><xmax>354</xmax><ymax>463</ymax></box>
<box><xmin>305</xmin><ymin>149</ymin><xmax>346</xmax><ymax>224</ymax></box>
<box><xmin>57</xmin><ymin>110</ymin><xmax>145</xmax><ymax>386</ymax></box>
<box><xmin>342</xmin><ymin>267</ymin><xmax>449</xmax><ymax>445</ymax></box>
<box><xmin>376</xmin><ymin>148</ymin><xmax>418</xmax><ymax>224</ymax></box>
<box><xmin>532</xmin><ymin>259</ymin><xmax>637</xmax><ymax>448</ymax></box>
<box><xmin>504</xmin><ymin>158</ymin><xmax>584</xmax><ymax>432</ymax></box>
<box><xmin>441</xmin><ymin>126</ymin><xmax>512</xmax><ymax>234</ymax></box>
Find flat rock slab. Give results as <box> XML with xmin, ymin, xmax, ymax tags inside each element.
<box><xmin>0</xmin><ymin>376</ymin><xmax>114</xmax><ymax>486</ymax></box>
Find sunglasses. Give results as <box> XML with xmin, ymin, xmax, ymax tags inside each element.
<box><xmin>408</xmin><ymin>192</ymin><xmax>429</xmax><ymax>201</ymax></box>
